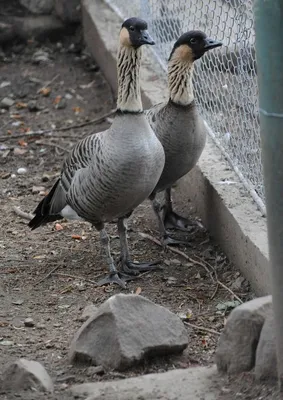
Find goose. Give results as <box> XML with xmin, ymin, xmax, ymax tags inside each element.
<box><xmin>28</xmin><ymin>17</ymin><xmax>165</xmax><ymax>288</ymax></box>
<box><xmin>145</xmin><ymin>31</ymin><xmax>222</xmax><ymax>245</ymax></box>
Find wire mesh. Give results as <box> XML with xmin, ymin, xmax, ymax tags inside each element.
<box><xmin>105</xmin><ymin>0</ymin><xmax>264</xmax><ymax>206</ymax></box>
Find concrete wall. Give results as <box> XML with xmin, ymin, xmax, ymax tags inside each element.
<box><xmin>82</xmin><ymin>0</ymin><xmax>270</xmax><ymax>295</ymax></box>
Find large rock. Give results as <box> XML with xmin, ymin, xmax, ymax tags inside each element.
<box><xmin>255</xmin><ymin>311</ymin><xmax>277</xmax><ymax>381</ymax></box>
<box><xmin>55</xmin><ymin>0</ymin><xmax>81</xmax><ymax>23</ymax></box>
<box><xmin>70</xmin><ymin>365</ymin><xmax>220</xmax><ymax>400</ymax></box>
<box><xmin>20</xmin><ymin>0</ymin><xmax>54</xmax><ymax>14</ymax></box>
<box><xmin>215</xmin><ymin>295</ymin><xmax>272</xmax><ymax>374</ymax></box>
<box><xmin>1</xmin><ymin>359</ymin><xmax>54</xmax><ymax>393</ymax></box>
<box><xmin>69</xmin><ymin>294</ymin><xmax>188</xmax><ymax>371</ymax></box>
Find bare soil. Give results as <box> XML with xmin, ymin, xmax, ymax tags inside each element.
<box><xmin>0</xmin><ymin>34</ymin><xmax>279</xmax><ymax>399</ymax></box>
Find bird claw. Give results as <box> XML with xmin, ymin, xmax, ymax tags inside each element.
<box><xmin>120</xmin><ymin>259</ymin><xmax>162</xmax><ymax>275</ymax></box>
<box><xmin>164</xmin><ymin>211</ymin><xmax>195</xmax><ymax>232</ymax></box>
<box><xmin>96</xmin><ymin>272</ymin><xmax>136</xmax><ymax>289</ymax></box>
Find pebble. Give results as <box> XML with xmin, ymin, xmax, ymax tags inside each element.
<box><xmin>32</xmin><ymin>50</ymin><xmax>50</xmax><ymax>64</ymax></box>
<box><xmin>0</xmin><ymin>81</ymin><xmax>11</xmax><ymax>88</ymax></box>
<box><xmin>1</xmin><ymin>97</ymin><xmax>14</xmax><ymax>109</ymax></box>
<box><xmin>24</xmin><ymin>318</ymin><xmax>35</xmax><ymax>327</ymax></box>
<box><xmin>17</xmin><ymin>167</ymin><xmax>27</xmax><ymax>175</ymax></box>
<box><xmin>28</xmin><ymin>100</ymin><xmax>40</xmax><ymax>112</ymax></box>
<box><xmin>65</xmin><ymin>93</ymin><xmax>73</xmax><ymax>100</ymax></box>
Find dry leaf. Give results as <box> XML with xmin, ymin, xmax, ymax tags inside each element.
<box><xmin>72</xmin><ymin>106</ymin><xmax>82</xmax><ymax>114</ymax></box>
<box><xmin>53</xmin><ymin>95</ymin><xmax>62</xmax><ymax>105</ymax></box>
<box><xmin>39</xmin><ymin>87</ymin><xmax>51</xmax><ymax>96</ymax></box>
<box><xmin>18</xmin><ymin>140</ymin><xmax>28</xmax><ymax>147</ymax></box>
<box><xmin>71</xmin><ymin>234</ymin><xmax>82</xmax><ymax>240</ymax></box>
<box><xmin>33</xmin><ymin>255</ymin><xmax>46</xmax><ymax>259</ymax></box>
<box><xmin>14</xmin><ymin>147</ymin><xmax>27</xmax><ymax>155</ymax></box>
<box><xmin>0</xmin><ymin>321</ymin><xmax>9</xmax><ymax>327</ymax></box>
<box><xmin>55</xmin><ymin>223</ymin><xmax>63</xmax><ymax>231</ymax></box>
<box><xmin>11</xmin><ymin>114</ymin><xmax>21</xmax><ymax>119</ymax></box>
<box><xmin>135</xmin><ymin>287</ymin><xmax>142</xmax><ymax>295</ymax></box>
<box><xmin>24</xmin><ymin>127</ymin><xmax>31</xmax><ymax>133</ymax></box>
<box><xmin>7</xmin><ymin>130</ymin><xmax>12</xmax><ymax>135</ymax></box>
<box><xmin>16</xmin><ymin>102</ymin><xmax>28</xmax><ymax>109</ymax></box>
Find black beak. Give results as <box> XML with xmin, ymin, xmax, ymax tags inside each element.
<box><xmin>140</xmin><ymin>29</ymin><xmax>155</xmax><ymax>45</ymax></box>
<box><xmin>203</xmin><ymin>38</ymin><xmax>222</xmax><ymax>51</ymax></box>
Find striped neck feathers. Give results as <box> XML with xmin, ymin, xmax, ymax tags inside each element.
<box><xmin>116</xmin><ymin>44</ymin><xmax>143</xmax><ymax>113</ymax></box>
<box><xmin>168</xmin><ymin>44</ymin><xmax>195</xmax><ymax>106</ymax></box>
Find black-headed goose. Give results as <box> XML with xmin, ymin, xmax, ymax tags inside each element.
<box><xmin>146</xmin><ymin>31</ymin><xmax>222</xmax><ymax>245</ymax></box>
<box><xmin>28</xmin><ymin>18</ymin><xmax>165</xmax><ymax>288</ymax></box>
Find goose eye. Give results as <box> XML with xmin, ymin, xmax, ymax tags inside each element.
<box><xmin>190</xmin><ymin>38</ymin><xmax>197</xmax><ymax>44</ymax></box>
<box><xmin>129</xmin><ymin>26</ymin><xmax>135</xmax><ymax>31</ymax></box>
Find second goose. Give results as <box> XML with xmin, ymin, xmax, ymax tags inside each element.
<box><xmin>28</xmin><ymin>18</ymin><xmax>165</xmax><ymax>288</ymax></box>
<box><xmin>146</xmin><ymin>30</ymin><xmax>222</xmax><ymax>245</ymax></box>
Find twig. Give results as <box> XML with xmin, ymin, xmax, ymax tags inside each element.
<box><xmin>37</xmin><ymin>74</ymin><xmax>60</xmax><ymax>94</ymax></box>
<box><xmin>138</xmin><ymin>231</ymin><xmax>213</xmax><ymax>277</ymax></box>
<box><xmin>12</xmin><ymin>206</ymin><xmax>33</xmax><ymax>221</ymax></box>
<box><xmin>52</xmin><ymin>272</ymin><xmax>98</xmax><ymax>285</ymax></box>
<box><xmin>139</xmin><ymin>231</ymin><xmax>244</xmax><ymax>303</ymax></box>
<box><xmin>210</xmin><ymin>282</ymin><xmax>219</xmax><ymax>300</ymax></box>
<box><xmin>217</xmin><ymin>280</ymin><xmax>243</xmax><ymax>304</ymax></box>
<box><xmin>0</xmin><ymin>110</ymin><xmax>116</xmax><ymax>141</ymax></box>
<box><xmin>184</xmin><ymin>321</ymin><xmax>220</xmax><ymax>336</ymax></box>
<box><xmin>35</xmin><ymin>140</ymin><xmax>68</xmax><ymax>153</ymax></box>
<box><xmin>34</xmin><ymin>264</ymin><xmax>62</xmax><ymax>286</ymax></box>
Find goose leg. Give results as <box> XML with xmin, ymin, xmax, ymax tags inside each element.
<box><xmin>163</xmin><ymin>188</ymin><xmax>195</xmax><ymax>232</ymax></box>
<box><xmin>96</xmin><ymin>227</ymin><xmax>132</xmax><ymax>289</ymax></box>
<box><xmin>149</xmin><ymin>193</ymin><xmax>188</xmax><ymax>246</ymax></box>
<box><xmin>117</xmin><ymin>217</ymin><xmax>161</xmax><ymax>274</ymax></box>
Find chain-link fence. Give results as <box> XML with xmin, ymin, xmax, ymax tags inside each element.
<box><xmin>105</xmin><ymin>0</ymin><xmax>265</xmax><ymax>213</ymax></box>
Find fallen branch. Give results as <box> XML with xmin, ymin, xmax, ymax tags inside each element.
<box><xmin>12</xmin><ymin>206</ymin><xmax>33</xmax><ymax>221</ymax></box>
<box><xmin>139</xmin><ymin>231</ymin><xmax>243</xmax><ymax>303</ymax></box>
<box><xmin>0</xmin><ymin>109</ymin><xmax>116</xmax><ymax>141</ymax></box>
<box><xmin>52</xmin><ymin>272</ymin><xmax>98</xmax><ymax>285</ymax></box>
<box><xmin>37</xmin><ymin>74</ymin><xmax>60</xmax><ymax>94</ymax></box>
<box><xmin>35</xmin><ymin>264</ymin><xmax>62</xmax><ymax>286</ymax></box>
<box><xmin>217</xmin><ymin>280</ymin><xmax>243</xmax><ymax>304</ymax></box>
<box><xmin>35</xmin><ymin>140</ymin><xmax>68</xmax><ymax>153</ymax></box>
<box><xmin>183</xmin><ymin>321</ymin><xmax>221</xmax><ymax>336</ymax></box>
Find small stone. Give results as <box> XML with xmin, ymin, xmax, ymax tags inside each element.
<box><xmin>86</xmin><ymin>365</ymin><xmax>104</xmax><ymax>376</ymax></box>
<box><xmin>32</xmin><ymin>50</ymin><xmax>50</xmax><ymax>64</ymax></box>
<box><xmin>215</xmin><ymin>295</ymin><xmax>272</xmax><ymax>375</ymax></box>
<box><xmin>255</xmin><ymin>311</ymin><xmax>277</xmax><ymax>381</ymax></box>
<box><xmin>167</xmin><ymin>276</ymin><xmax>177</xmax><ymax>285</ymax></box>
<box><xmin>17</xmin><ymin>167</ymin><xmax>27</xmax><ymax>175</ymax></box>
<box><xmin>171</xmin><ymin>259</ymin><xmax>181</xmax><ymax>265</ymax></box>
<box><xmin>24</xmin><ymin>318</ymin><xmax>35</xmax><ymax>327</ymax></box>
<box><xmin>0</xmin><ymin>81</ymin><xmax>11</xmax><ymax>88</ymax></box>
<box><xmin>14</xmin><ymin>148</ymin><xmax>28</xmax><ymax>156</ymax></box>
<box><xmin>12</xmin><ymin>299</ymin><xmax>24</xmax><ymax>305</ymax></box>
<box><xmin>79</xmin><ymin>304</ymin><xmax>98</xmax><ymax>322</ymax></box>
<box><xmin>19</xmin><ymin>0</ymin><xmax>54</xmax><ymax>14</ymax></box>
<box><xmin>32</xmin><ymin>185</ymin><xmax>45</xmax><ymax>194</ymax></box>
<box><xmin>2</xmin><ymin>358</ymin><xmax>54</xmax><ymax>392</ymax></box>
<box><xmin>28</xmin><ymin>100</ymin><xmax>40</xmax><ymax>112</ymax></box>
<box><xmin>55</xmin><ymin>98</ymin><xmax>67</xmax><ymax>109</ymax></box>
<box><xmin>1</xmin><ymin>97</ymin><xmax>14</xmax><ymax>109</ymax></box>
<box><xmin>69</xmin><ymin>294</ymin><xmax>188</xmax><ymax>371</ymax></box>
<box><xmin>65</xmin><ymin>93</ymin><xmax>73</xmax><ymax>100</ymax></box>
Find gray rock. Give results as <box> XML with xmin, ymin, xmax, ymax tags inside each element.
<box><xmin>24</xmin><ymin>317</ymin><xmax>35</xmax><ymax>327</ymax></box>
<box><xmin>70</xmin><ymin>365</ymin><xmax>220</xmax><ymax>400</ymax></box>
<box><xmin>255</xmin><ymin>311</ymin><xmax>277</xmax><ymax>381</ymax></box>
<box><xmin>32</xmin><ymin>50</ymin><xmax>50</xmax><ymax>64</ymax></box>
<box><xmin>215</xmin><ymin>295</ymin><xmax>272</xmax><ymax>374</ymax></box>
<box><xmin>1</xmin><ymin>97</ymin><xmax>14</xmax><ymax>109</ymax></box>
<box><xmin>55</xmin><ymin>0</ymin><xmax>81</xmax><ymax>23</ymax></box>
<box><xmin>19</xmin><ymin>0</ymin><xmax>54</xmax><ymax>14</ymax></box>
<box><xmin>69</xmin><ymin>294</ymin><xmax>188</xmax><ymax>371</ymax></box>
<box><xmin>1</xmin><ymin>358</ymin><xmax>54</xmax><ymax>393</ymax></box>
<box><xmin>79</xmin><ymin>304</ymin><xmax>98</xmax><ymax>322</ymax></box>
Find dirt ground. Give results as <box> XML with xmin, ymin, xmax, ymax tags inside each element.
<box><xmin>0</xmin><ymin>33</ymin><xmax>280</xmax><ymax>399</ymax></box>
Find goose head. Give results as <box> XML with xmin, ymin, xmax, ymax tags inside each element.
<box><xmin>169</xmin><ymin>30</ymin><xmax>222</xmax><ymax>62</ymax></box>
<box><xmin>120</xmin><ymin>17</ymin><xmax>155</xmax><ymax>48</ymax></box>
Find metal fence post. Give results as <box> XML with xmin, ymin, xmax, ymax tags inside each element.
<box><xmin>254</xmin><ymin>0</ymin><xmax>283</xmax><ymax>390</ymax></box>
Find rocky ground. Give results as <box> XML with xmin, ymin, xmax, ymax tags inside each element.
<box><xmin>0</xmin><ymin>29</ymin><xmax>280</xmax><ymax>399</ymax></box>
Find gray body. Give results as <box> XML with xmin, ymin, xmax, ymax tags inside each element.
<box><xmin>146</xmin><ymin>100</ymin><xmax>207</xmax><ymax>195</ymax></box>
<box><xmin>48</xmin><ymin>113</ymin><xmax>165</xmax><ymax>227</ymax></box>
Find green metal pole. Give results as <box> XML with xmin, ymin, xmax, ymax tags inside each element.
<box><xmin>254</xmin><ymin>0</ymin><xmax>283</xmax><ymax>391</ymax></box>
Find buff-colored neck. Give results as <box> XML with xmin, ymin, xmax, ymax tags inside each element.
<box><xmin>168</xmin><ymin>44</ymin><xmax>194</xmax><ymax>106</ymax></box>
<box><xmin>116</xmin><ymin>38</ymin><xmax>143</xmax><ymax>112</ymax></box>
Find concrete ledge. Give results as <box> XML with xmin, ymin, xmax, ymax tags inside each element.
<box><xmin>70</xmin><ymin>365</ymin><xmax>220</xmax><ymax>400</ymax></box>
<box><xmin>82</xmin><ymin>0</ymin><xmax>270</xmax><ymax>295</ymax></box>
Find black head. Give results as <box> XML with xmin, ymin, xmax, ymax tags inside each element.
<box><xmin>169</xmin><ymin>30</ymin><xmax>222</xmax><ymax>62</ymax></box>
<box><xmin>120</xmin><ymin>17</ymin><xmax>155</xmax><ymax>48</ymax></box>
